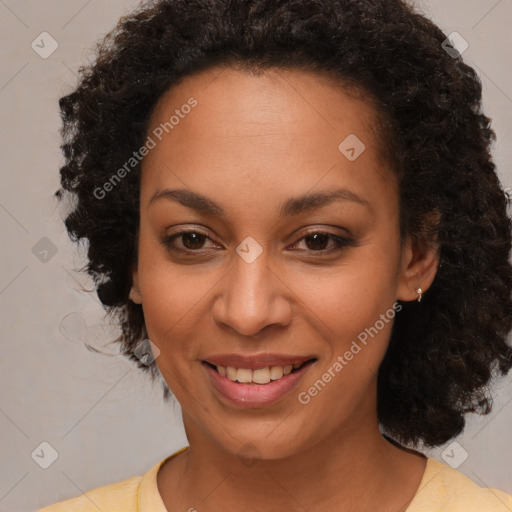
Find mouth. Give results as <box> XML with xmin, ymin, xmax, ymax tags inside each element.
<box><xmin>201</xmin><ymin>353</ymin><xmax>318</xmax><ymax>407</ymax></box>
<box><xmin>201</xmin><ymin>354</ymin><xmax>317</xmax><ymax>408</ymax></box>
<box><xmin>202</xmin><ymin>358</ymin><xmax>317</xmax><ymax>385</ymax></box>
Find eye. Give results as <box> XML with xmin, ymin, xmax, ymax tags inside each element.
<box><xmin>288</xmin><ymin>230</ymin><xmax>356</xmax><ymax>253</ymax></box>
<box><xmin>161</xmin><ymin>229</ymin><xmax>218</xmax><ymax>253</ymax></box>
<box><xmin>161</xmin><ymin>228</ymin><xmax>356</xmax><ymax>256</ymax></box>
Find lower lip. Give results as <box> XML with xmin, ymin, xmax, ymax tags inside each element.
<box><xmin>203</xmin><ymin>360</ymin><xmax>315</xmax><ymax>408</ymax></box>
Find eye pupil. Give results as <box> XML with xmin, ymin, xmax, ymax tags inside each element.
<box><xmin>182</xmin><ymin>232</ymin><xmax>205</xmax><ymax>249</ymax></box>
<box><xmin>164</xmin><ymin>229</ymin><xmax>350</xmax><ymax>255</ymax></box>
<box><xmin>305</xmin><ymin>233</ymin><xmax>329</xmax><ymax>251</ymax></box>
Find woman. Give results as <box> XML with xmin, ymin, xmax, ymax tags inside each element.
<box><xmin>39</xmin><ymin>0</ymin><xmax>512</xmax><ymax>510</ymax></box>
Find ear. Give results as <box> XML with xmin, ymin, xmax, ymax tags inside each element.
<box><xmin>396</xmin><ymin>212</ymin><xmax>440</xmax><ymax>302</ymax></box>
<box><xmin>129</xmin><ymin>267</ymin><xmax>143</xmax><ymax>304</ymax></box>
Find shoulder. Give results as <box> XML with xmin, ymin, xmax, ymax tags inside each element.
<box><xmin>37</xmin><ymin>475</ymin><xmax>142</xmax><ymax>512</ymax></box>
<box><xmin>38</xmin><ymin>447</ymin><xmax>187</xmax><ymax>512</ymax></box>
<box><xmin>408</xmin><ymin>458</ymin><xmax>512</xmax><ymax>512</ymax></box>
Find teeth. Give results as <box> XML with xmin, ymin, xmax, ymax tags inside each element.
<box><xmin>236</xmin><ymin>368</ymin><xmax>252</xmax><ymax>383</ymax></box>
<box><xmin>269</xmin><ymin>366</ymin><xmax>284</xmax><ymax>380</ymax></box>
<box><xmin>253</xmin><ymin>368</ymin><xmax>271</xmax><ymax>384</ymax></box>
<box><xmin>216</xmin><ymin>362</ymin><xmax>307</xmax><ymax>384</ymax></box>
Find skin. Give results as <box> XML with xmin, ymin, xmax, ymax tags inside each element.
<box><xmin>129</xmin><ymin>66</ymin><xmax>439</xmax><ymax>511</ymax></box>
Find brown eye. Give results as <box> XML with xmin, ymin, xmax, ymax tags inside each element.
<box><xmin>303</xmin><ymin>232</ymin><xmax>330</xmax><ymax>251</ymax></box>
<box><xmin>161</xmin><ymin>228</ymin><xmax>356</xmax><ymax>257</ymax></box>
<box><xmin>161</xmin><ymin>230</ymin><xmax>216</xmax><ymax>253</ymax></box>
<box><xmin>290</xmin><ymin>230</ymin><xmax>356</xmax><ymax>253</ymax></box>
<box><xmin>181</xmin><ymin>231</ymin><xmax>207</xmax><ymax>250</ymax></box>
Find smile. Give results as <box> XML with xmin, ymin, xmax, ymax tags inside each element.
<box><xmin>202</xmin><ymin>356</ymin><xmax>317</xmax><ymax>407</ymax></box>
<box><xmin>204</xmin><ymin>360</ymin><xmax>313</xmax><ymax>384</ymax></box>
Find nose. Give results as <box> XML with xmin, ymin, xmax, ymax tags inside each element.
<box><xmin>211</xmin><ymin>248</ymin><xmax>293</xmax><ymax>337</ymax></box>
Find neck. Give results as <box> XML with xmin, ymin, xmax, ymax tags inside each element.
<box><xmin>158</xmin><ymin>414</ymin><xmax>427</xmax><ymax>511</ymax></box>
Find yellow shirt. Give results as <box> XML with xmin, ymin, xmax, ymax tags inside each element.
<box><xmin>38</xmin><ymin>447</ymin><xmax>512</xmax><ymax>511</ymax></box>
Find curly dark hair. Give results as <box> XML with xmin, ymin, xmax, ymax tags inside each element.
<box><xmin>55</xmin><ymin>0</ymin><xmax>512</xmax><ymax>448</ymax></box>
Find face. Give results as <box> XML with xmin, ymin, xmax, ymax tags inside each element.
<box><xmin>130</xmin><ymin>66</ymin><xmax>436</xmax><ymax>460</ymax></box>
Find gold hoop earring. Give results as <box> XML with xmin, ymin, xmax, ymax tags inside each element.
<box><xmin>416</xmin><ymin>288</ymin><xmax>423</xmax><ymax>302</ymax></box>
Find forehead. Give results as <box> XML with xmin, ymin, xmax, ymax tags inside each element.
<box><xmin>148</xmin><ymin>66</ymin><xmax>378</xmax><ymax>141</ymax></box>
<box><xmin>140</xmin><ymin>66</ymin><xmax>395</xmax><ymax>212</ymax></box>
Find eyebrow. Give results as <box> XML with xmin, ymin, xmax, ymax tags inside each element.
<box><xmin>148</xmin><ymin>187</ymin><xmax>371</xmax><ymax>217</ymax></box>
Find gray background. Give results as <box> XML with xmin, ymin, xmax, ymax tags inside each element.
<box><xmin>0</xmin><ymin>1</ymin><xmax>511</xmax><ymax>511</ymax></box>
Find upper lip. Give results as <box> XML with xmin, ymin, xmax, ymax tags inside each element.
<box><xmin>203</xmin><ymin>353</ymin><xmax>316</xmax><ymax>369</ymax></box>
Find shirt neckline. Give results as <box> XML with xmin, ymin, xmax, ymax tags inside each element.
<box><xmin>405</xmin><ymin>457</ymin><xmax>444</xmax><ymax>511</ymax></box>
<box><xmin>138</xmin><ymin>447</ymin><xmax>438</xmax><ymax>512</ymax></box>
<box><xmin>137</xmin><ymin>446</ymin><xmax>189</xmax><ymax>512</ymax></box>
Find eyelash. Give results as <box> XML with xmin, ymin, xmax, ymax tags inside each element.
<box><xmin>160</xmin><ymin>228</ymin><xmax>356</xmax><ymax>256</ymax></box>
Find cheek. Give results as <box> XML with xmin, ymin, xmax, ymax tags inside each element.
<box><xmin>291</xmin><ymin>245</ymin><xmax>400</xmax><ymax>393</ymax></box>
<box><xmin>294</xmin><ymin>247</ymin><xmax>399</xmax><ymax>336</ymax></box>
<box><xmin>136</xmin><ymin>236</ymin><xmax>217</xmax><ymax>363</ymax></box>
<box><xmin>135</xmin><ymin>229</ymin><xmax>224</xmax><ymax>385</ymax></box>
<box><xmin>293</xmin><ymin>270</ymin><xmax>398</xmax><ymax>432</ymax></box>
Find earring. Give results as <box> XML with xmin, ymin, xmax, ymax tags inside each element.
<box><xmin>416</xmin><ymin>288</ymin><xmax>423</xmax><ymax>302</ymax></box>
